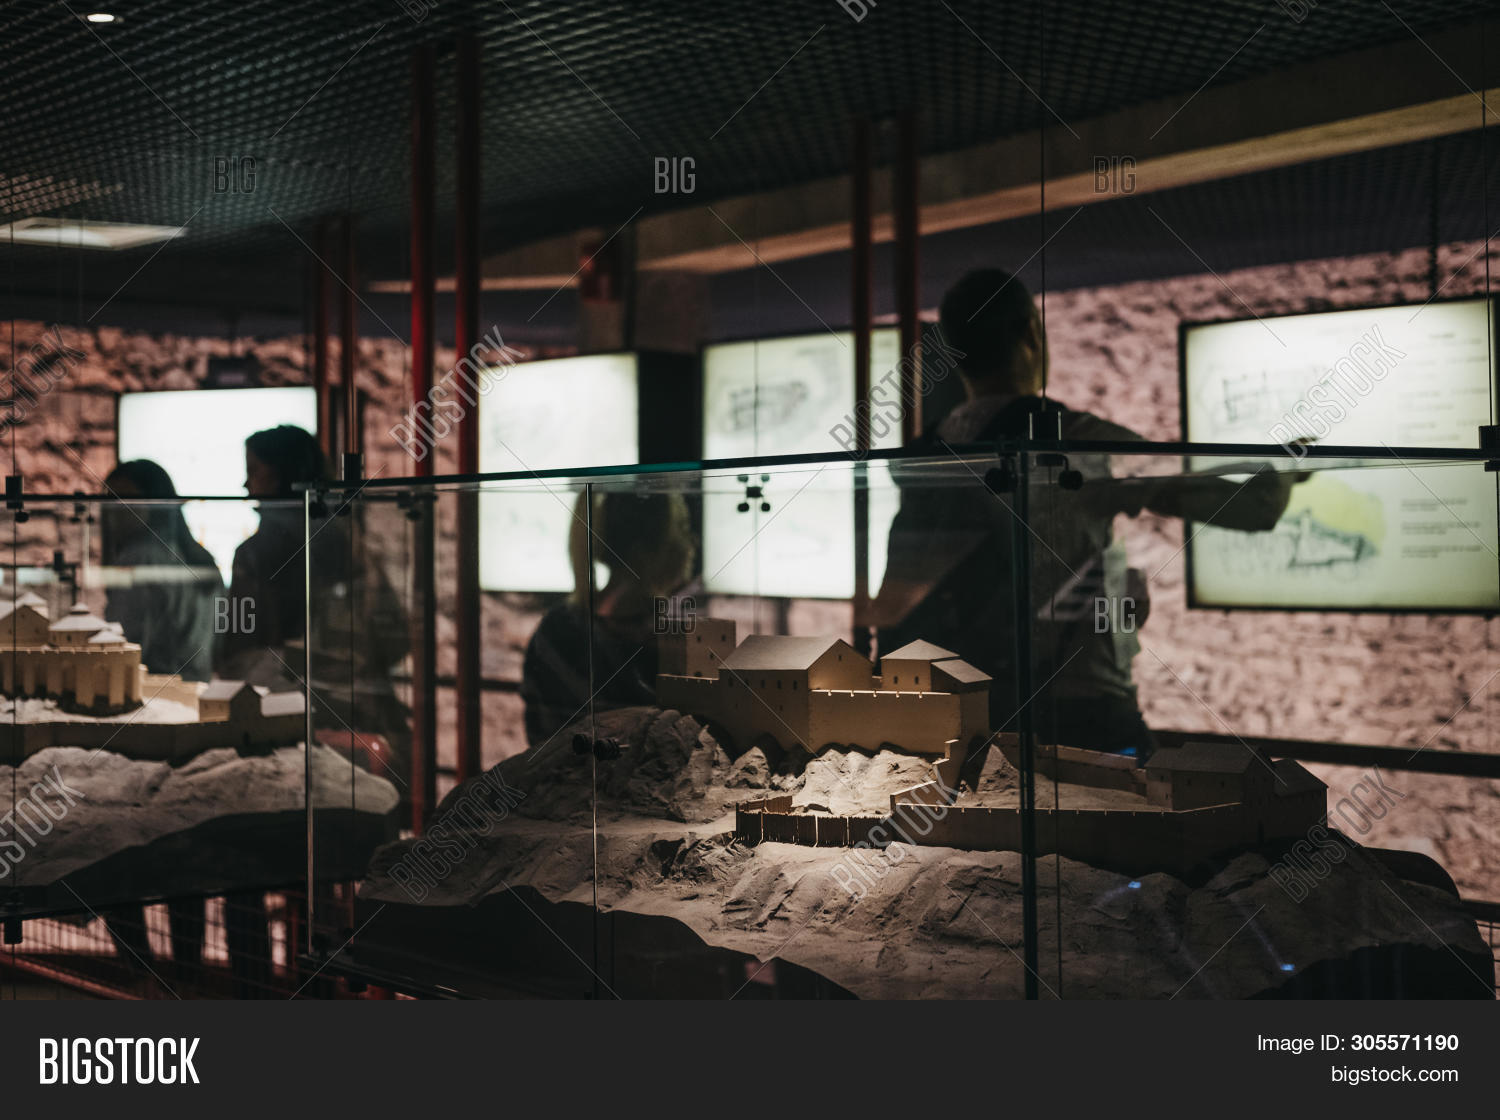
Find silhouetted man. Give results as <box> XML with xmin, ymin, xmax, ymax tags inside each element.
<box><xmin>875</xmin><ymin>268</ymin><xmax>1299</xmax><ymax>758</ymax></box>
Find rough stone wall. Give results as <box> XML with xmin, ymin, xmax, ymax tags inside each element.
<box><xmin>0</xmin><ymin>323</ymin><xmax>436</xmax><ymax>542</ymax></box>
<box><xmin>1039</xmin><ymin>241</ymin><xmax>1500</xmax><ymax>901</ymax></box>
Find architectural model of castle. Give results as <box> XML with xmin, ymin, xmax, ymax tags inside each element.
<box><xmin>0</xmin><ymin>592</ymin><xmax>305</xmax><ymax>761</ymax></box>
<box><xmin>655</xmin><ymin>619</ymin><xmax>992</xmax><ymax>757</ymax></box>
<box><xmin>0</xmin><ymin>593</ymin><xmax>143</xmax><ymax>713</ymax></box>
<box><xmin>655</xmin><ymin>620</ymin><xmax>1328</xmax><ymax>871</ymax></box>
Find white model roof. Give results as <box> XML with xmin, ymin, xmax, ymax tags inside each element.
<box><xmin>0</xmin><ymin>591</ymin><xmax>48</xmax><ymax>619</ymax></box>
<box><xmin>49</xmin><ymin>602</ymin><xmax>108</xmax><ymax>633</ymax></box>
<box><xmin>883</xmin><ymin>639</ymin><xmax>958</xmax><ymax>662</ymax></box>
<box><xmin>1271</xmin><ymin>759</ymin><xmax>1326</xmax><ymax>797</ymax></box>
<box><xmin>201</xmin><ymin>680</ymin><xmax>253</xmax><ymax>701</ymax></box>
<box><xmin>0</xmin><ymin>600</ymin><xmax>45</xmax><ymax>623</ymax></box>
<box><xmin>931</xmin><ymin>658</ymin><xmax>992</xmax><ymax>687</ymax></box>
<box><xmin>722</xmin><ymin>634</ymin><xmax>859</xmax><ymax>672</ymax></box>
<box><xmin>1146</xmin><ymin>742</ymin><xmax>1257</xmax><ymax>775</ymax></box>
<box><xmin>260</xmin><ymin>692</ymin><xmax>306</xmax><ymax>717</ymax></box>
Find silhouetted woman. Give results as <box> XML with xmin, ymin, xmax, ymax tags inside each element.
<box><xmin>101</xmin><ymin>458</ymin><xmax>222</xmax><ymax>972</ymax></box>
<box><xmin>521</xmin><ymin>491</ymin><xmax>697</xmax><ymax>749</ymax></box>
<box><xmin>103</xmin><ymin>459</ymin><xmax>221</xmax><ymax>682</ymax></box>
<box><xmin>215</xmin><ymin>424</ymin><xmax>328</xmax><ymax>685</ymax></box>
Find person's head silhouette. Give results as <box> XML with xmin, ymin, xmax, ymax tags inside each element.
<box><xmin>244</xmin><ymin>425</ymin><xmax>326</xmax><ymax>499</ymax></box>
<box><xmin>939</xmin><ymin>268</ymin><xmax>1048</xmax><ymax>396</ymax></box>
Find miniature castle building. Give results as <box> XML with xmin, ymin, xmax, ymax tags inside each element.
<box><xmin>878</xmin><ymin>639</ymin><xmax>992</xmax><ymax>694</ymax></box>
<box><xmin>877</xmin><ymin>640</ymin><xmax>950</xmax><ymax>691</ymax></box>
<box><xmin>1144</xmin><ymin>742</ymin><xmax>1274</xmax><ymax>810</ymax></box>
<box><xmin>0</xmin><ymin>598</ymin><xmax>142</xmax><ymax>714</ymax></box>
<box><xmin>199</xmin><ymin>680</ymin><xmax>262</xmax><ymax>723</ymax></box>
<box><xmin>656</xmin><ymin>620</ymin><xmax>992</xmax><ymax>756</ymax></box>
<box><xmin>0</xmin><ymin>600</ymin><xmax>50</xmax><ymax>646</ymax></box>
<box><xmin>657</xmin><ymin>616</ymin><xmax>737</xmax><ymax>680</ymax></box>
<box><xmin>88</xmin><ymin>622</ymin><xmax>129</xmax><ymax>647</ymax></box>
<box><xmin>721</xmin><ymin>634</ymin><xmax>873</xmax><ymax>690</ymax></box>
<box><xmin>0</xmin><ymin>584</ymin><xmax>306</xmax><ymax>744</ymax></box>
<box><xmin>49</xmin><ymin>602</ymin><xmax>113</xmax><ymax>647</ymax></box>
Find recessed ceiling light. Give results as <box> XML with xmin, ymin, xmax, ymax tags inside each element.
<box><xmin>0</xmin><ymin>217</ymin><xmax>183</xmax><ymax>250</ymax></box>
<box><xmin>83</xmin><ymin>12</ymin><xmax>118</xmax><ymax>23</ymax></box>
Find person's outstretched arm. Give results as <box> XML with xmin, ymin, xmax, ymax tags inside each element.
<box><xmin>1068</xmin><ymin>414</ymin><xmax>1301</xmax><ymax>531</ymax></box>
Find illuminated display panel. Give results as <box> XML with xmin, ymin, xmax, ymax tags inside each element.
<box><xmin>478</xmin><ymin>353</ymin><xmax>639</xmax><ymax>593</ymax></box>
<box><xmin>702</xmin><ymin>329</ymin><xmax>902</xmax><ymax>599</ymax></box>
<box><xmin>117</xmin><ymin>387</ymin><xmax>318</xmax><ymax>583</ymax></box>
<box><xmin>1182</xmin><ymin>299</ymin><xmax>1498</xmax><ymax>610</ymax></box>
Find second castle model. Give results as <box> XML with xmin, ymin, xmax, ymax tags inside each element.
<box><xmin>655</xmin><ymin>618</ymin><xmax>992</xmax><ymax>757</ymax></box>
<box><xmin>654</xmin><ymin>619</ymin><xmax>1327</xmax><ymax>873</ymax></box>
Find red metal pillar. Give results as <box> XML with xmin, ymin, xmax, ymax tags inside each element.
<box><xmin>340</xmin><ymin>214</ymin><xmax>360</xmax><ymax>468</ymax></box>
<box><xmin>409</xmin><ymin>44</ymin><xmax>438</xmax><ymax>832</ymax></box>
<box><xmin>851</xmin><ymin>120</ymin><xmax>873</xmax><ymax>656</ymax></box>
<box><xmin>894</xmin><ymin>113</ymin><xmax>921</xmax><ymax>444</ymax></box>
<box><xmin>313</xmin><ymin>219</ymin><xmax>331</xmax><ymax>458</ymax></box>
<box><xmin>454</xmin><ymin>33</ymin><xmax>483</xmax><ymax>784</ymax></box>
<box><xmin>410</xmin><ymin>47</ymin><xmax>436</xmax><ymax>469</ymax></box>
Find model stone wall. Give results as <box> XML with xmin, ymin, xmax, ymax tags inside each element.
<box><xmin>12</xmin><ymin>645</ymin><xmax>141</xmax><ymax>711</ymax></box>
<box><xmin>740</xmin><ymin>800</ymin><xmax>1288</xmax><ymax>874</ymax></box>
<box><xmin>805</xmin><ymin>689</ymin><xmax>965</xmax><ymax>756</ymax></box>
<box><xmin>658</xmin><ymin>672</ymin><xmax>815</xmax><ymax>752</ymax></box>
<box><xmin>878</xmin><ymin>658</ymin><xmax>934</xmax><ymax>691</ymax></box>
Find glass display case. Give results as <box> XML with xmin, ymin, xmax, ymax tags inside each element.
<box><xmin>0</xmin><ymin>492</ymin><xmax>396</xmax><ymax>996</ymax></box>
<box><xmin>301</xmin><ymin>439</ymin><xmax>1500</xmax><ymax>999</ymax></box>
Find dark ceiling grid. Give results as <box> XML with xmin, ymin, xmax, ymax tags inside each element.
<box><xmin>0</xmin><ymin>0</ymin><xmax>1495</xmax><ymax>316</ymax></box>
<box><xmin>705</xmin><ymin>122</ymin><xmax>1500</xmax><ymax>340</ymax></box>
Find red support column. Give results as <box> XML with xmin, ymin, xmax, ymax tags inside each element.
<box><xmin>411</xmin><ymin>47</ymin><xmax>436</xmax><ymax>465</ymax></box>
<box><xmin>340</xmin><ymin>214</ymin><xmax>360</xmax><ymax>468</ymax></box>
<box><xmin>894</xmin><ymin>113</ymin><xmax>921</xmax><ymax>444</ymax></box>
<box><xmin>851</xmin><ymin>120</ymin><xmax>873</xmax><ymax>656</ymax></box>
<box><xmin>454</xmin><ymin>33</ymin><xmax>483</xmax><ymax>784</ymax></box>
<box><xmin>313</xmin><ymin>219</ymin><xmax>331</xmax><ymax>458</ymax></box>
<box><xmin>409</xmin><ymin>44</ymin><xmax>438</xmax><ymax>831</ymax></box>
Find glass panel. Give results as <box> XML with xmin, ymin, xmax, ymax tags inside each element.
<box><xmin>0</xmin><ymin>495</ymin><xmax>313</xmax><ymax>993</ymax></box>
<box><xmin>307</xmin><ymin>481</ymin><xmax>605</xmax><ymax>997</ymax></box>
<box><xmin>306</xmin><ymin>441</ymin><xmax>1499</xmax><ymax>998</ymax></box>
<box><xmin>1028</xmin><ymin>448</ymin><xmax>1499</xmax><ymax>998</ymax></box>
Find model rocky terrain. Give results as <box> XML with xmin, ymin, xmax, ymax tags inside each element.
<box><xmin>2</xmin><ymin>742</ymin><xmax>399</xmax><ymax>912</ymax></box>
<box><xmin>360</xmin><ymin>705</ymin><xmax>1494</xmax><ymax>999</ymax></box>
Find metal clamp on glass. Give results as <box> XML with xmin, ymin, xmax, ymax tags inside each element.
<box><xmin>4</xmin><ymin>474</ymin><xmax>25</xmax><ymax>523</ymax></box>
<box><xmin>736</xmin><ymin>473</ymin><xmax>770</xmax><ymax>514</ymax></box>
<box><xmin>1480</xmin><ymin>423</ymin><xmax>1500</xmax><ymax>471</ymax></box>
<box><xmin>984</xmin><ymin>458</ymin><xmax>1017</xmax><ymax>495</ymax></box>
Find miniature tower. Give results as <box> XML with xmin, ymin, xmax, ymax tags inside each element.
<box><xmin>658</xmin><ymin>617</ymin><xmax>737</xmax><ymax>680</ymax></box>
